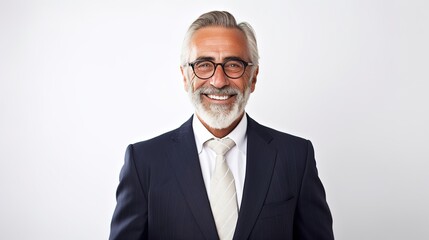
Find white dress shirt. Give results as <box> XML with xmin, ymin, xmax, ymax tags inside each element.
<box><xmin>192</xmin><ymin>114</ymin><xmax>247</xmax><ymax>209</ymax></box>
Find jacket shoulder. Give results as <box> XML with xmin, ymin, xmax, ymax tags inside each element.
<box><xmin>132</xmin><ymin>128</ymin><xmax>178</xmax><ymax>149</ymax></box>
<box><xmin>131</xmin><ymin>117</ymin><xmax>193</xmax><ymax>149</ymax></box>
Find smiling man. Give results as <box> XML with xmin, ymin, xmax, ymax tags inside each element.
<box><xmin>183</xmin><ymin>25</ymin><xmax>257</xmax><ymax>138</ymax></box>
<box><xmin>110</xmin><ymin>11</ymin><xmax>334</xmax><ymax>240</ymax></box>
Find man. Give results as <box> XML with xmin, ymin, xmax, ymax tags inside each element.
<box><xmin>110</xmin><ymin>11</ymin><xmax>334</xmax><ymax>240</ymax></box>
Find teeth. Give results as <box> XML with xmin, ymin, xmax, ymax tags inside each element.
<box><xmin>207</xmin><ymin>95</ymin><xmax>230</xmax><ymax>100</ymax></box>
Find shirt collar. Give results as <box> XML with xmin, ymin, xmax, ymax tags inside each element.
<box><xmin>193</xmin><ymin>113</ymin><xmax>247</xmax><ymax>155</ymax></box>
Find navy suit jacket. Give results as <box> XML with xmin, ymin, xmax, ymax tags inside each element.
<box><xmin>110</xmin><ymin>115</ymin><xmax>334</xmax><ymax>239</ymax></box>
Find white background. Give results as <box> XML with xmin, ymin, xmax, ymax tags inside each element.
<box><xmin>1</xmin><ymin>0</ymin><xmax>428</xmax><ymax>239</ymax></box>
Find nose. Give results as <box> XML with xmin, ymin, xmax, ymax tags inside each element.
<box><xmin>209</xmin><ymin>64</ymin><xmax>229</xmax><ymax>88</ymax></box>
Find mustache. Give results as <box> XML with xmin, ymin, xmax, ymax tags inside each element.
<box><xmin>194</xmin><ymin>86</ymin><xmax>240</xmax><ymax>95</ymax></box>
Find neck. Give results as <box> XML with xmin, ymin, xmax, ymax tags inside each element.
<box><xmin>196</xmin><ymin>112</ymin><xmax>244</xmax><ymax>138</ymax></box>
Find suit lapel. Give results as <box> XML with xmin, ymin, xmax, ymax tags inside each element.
<box><xmin>169</xmin><ymin>117</ymin><xmax>218</xmax><ymax>240</ymax></box>
<box><xmin>234</xmin><ymin>116</ymin><xmax>277</xmax><ymax>240</ymax></box>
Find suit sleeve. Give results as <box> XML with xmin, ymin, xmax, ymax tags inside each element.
<box><xmin>109</xmin><ymin>144</ymin><xmax>148</xmax><ymax>240</ymax></box>
<box><xmin>293</xmin><ymin>140</ymin><xmax>334</xmax><ymax>240</ymax></box>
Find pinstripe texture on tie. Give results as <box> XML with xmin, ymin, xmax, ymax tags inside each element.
<box><xmin>206</xmin><ymin>138</ymin><xmax>238</xmax><ymax>240</ymax></box>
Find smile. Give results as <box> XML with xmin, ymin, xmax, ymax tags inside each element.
<box><xmin>205</xmin><ymin>94</ymin><xmax>234</xmax><ymax>100</ymax></box>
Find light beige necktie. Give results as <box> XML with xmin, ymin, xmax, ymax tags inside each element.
<box><xmin>206</xmin><ymin>138</ymin><xmax>238</xmax><ymax>240</ymax></box>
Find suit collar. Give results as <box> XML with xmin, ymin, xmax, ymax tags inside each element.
<box><xmin>170</xmin><ymin>116</ymin><xmax>219</xmax><ymax>240</ymax></box>
<box><xmin>234</xmin><ymin>116</ymin><xmax>277</xmax><ymax>239</ymax></box>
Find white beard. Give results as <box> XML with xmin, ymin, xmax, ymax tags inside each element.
<box><xmin>188</xmin><ymin>82</ymin><xmax>251</xmax><ymax>129</ymax></box>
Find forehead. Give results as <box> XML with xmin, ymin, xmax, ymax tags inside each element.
<box><xmin>189</xmin><ymin>26</ymin><xmax>249</xmax><ymax>60</ymax></box>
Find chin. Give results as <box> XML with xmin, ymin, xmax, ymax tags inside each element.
<box><xmin>196</xmin><ymin>104</ymin><xmax>243</xmax><ymax>130</ymax></box>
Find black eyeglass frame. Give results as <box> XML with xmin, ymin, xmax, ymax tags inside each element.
<box><xmin>187</xmin><ymin>58</ymin><xmax>254</xmax><ymax>80</ymax></box>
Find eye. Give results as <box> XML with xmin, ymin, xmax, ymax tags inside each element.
<box><xmin>195</xmin><ymin>61</ymin><xmax>213</xmax><ymax>70</ymax></box>
<box><xmin>224</xmin><ymin>61</ymin><xmax>244</xmax><ymax>71</ymax></box>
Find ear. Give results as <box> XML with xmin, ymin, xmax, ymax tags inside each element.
<box><xmin>180</xmin><ymin>66</ymin><xmax>189</xmax><ymax>92</ymax></box>
<box><xmin>250</xmin><ymin>66</ymin><xmax>259</xmax><ymax>93</ymax></box>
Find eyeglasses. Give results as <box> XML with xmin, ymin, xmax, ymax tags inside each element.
<box><xmin>187</xmin><ymin>58</ymin><xmax>254</xmax><ymax>80</ymax></box>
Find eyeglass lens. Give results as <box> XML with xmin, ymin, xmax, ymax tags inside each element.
<box><xmin>193</xmin><ymin>60</ymin><xmax>246</xmax><ymax>79</ymax></box>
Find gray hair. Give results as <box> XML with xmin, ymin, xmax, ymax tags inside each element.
<box><xmin>180</xmin><ymin>11</ymin><xmax>259</xmax><ymax>67</ymax></box>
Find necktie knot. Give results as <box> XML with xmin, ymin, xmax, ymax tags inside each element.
<box><xmin>206</xmin><ymin>138</ymin><xmax>236</xmax><ymax>156</ymax></box>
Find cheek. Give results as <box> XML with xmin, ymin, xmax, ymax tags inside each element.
<box><xmin>235</xmin><ymin>78</ymin><xmax>251</xmax><ymax>92</ymax></box>
<box><xmin>192</xmin><ymin>78</ymin><xmax>207</xmax><ymax>91</ymax></box>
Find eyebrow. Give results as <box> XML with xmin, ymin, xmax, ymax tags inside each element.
<box><xmin>223</xmin><ymin>56</ymin><xmax>246</xmax><ymax>62</ymax></box>
<box><xmin>193</xmin><ymin>56</ymin><xmax>215</xmax><ymax>62</ymax></box>
<box><xmin>193</xmin><ymin>56</ymin><xmax>246</xmax><ymax>62</ymax></box>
